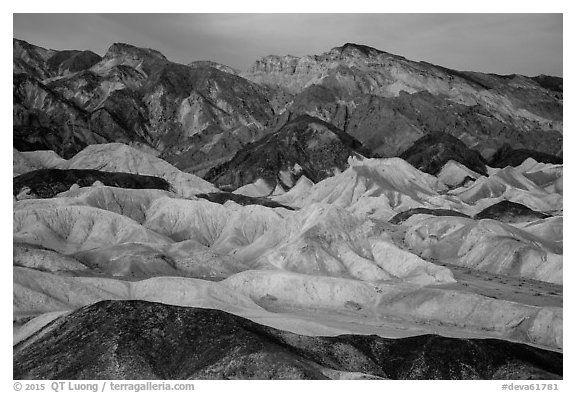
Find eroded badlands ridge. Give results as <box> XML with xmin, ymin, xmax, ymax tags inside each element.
<box><xmin>13</xmin><ymin>144</ymin><xmax>562</xmax><ymax>361</ymax></box>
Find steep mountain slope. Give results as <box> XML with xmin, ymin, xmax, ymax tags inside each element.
<box><xmin>14</xmin><ymin>39</ymin><xmax>562</xmax><ymax>177</ymax></box>
<box><xmin>13</xmin><ymin>39</ymin><xmax>101</xmax><ymax>79</ymax></box>
<box><xmin>243</xmin><ymin>43</ymin><xmax>562</xmax><ymax>159</ymax></box>
<box><xmin>14</xmin><ymin>40</ymin><xmax>275</xmax><ymax>174</ymax></box>
<box><xmin>14</xmin><ymin>300</ymin><xmax>562</xmax><ymax>380</ymax></box>
<box><xmin>399</xmin><ymin>132</ymin><xmax>487</xmax><ymax>176</ymax></box>
<box><xmin>13</xmin><ymin>72</ymin><xmax>148</xmax><ymax>158</ymax></box>
<box><xmin>490</xmin><ymin>144</ymin><xmax>563</xmax><ymax>168</ymax></box>
<box><xmin>204</xmin><ymin>115</ymin><xmax>369</xmax><ymax>191</ymax></box>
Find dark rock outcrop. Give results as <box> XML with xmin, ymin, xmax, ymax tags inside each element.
<box><xmin>14</xmin><ymin>300</ymin><xmax>562</xmax><ymax>380</ymax></box>
<box><xmin>474</xmin><ymin>201</ymin><xmax>551</xmax><ymax>223</ymax></box>
<box><xmin>399</xmin><ymin>132</ymin><xmax>487</xmax><ymax>176</ymax></box>
<box><xmin>489</xmin><ymin>144</ymin><xmax>563</xmax><ymax>168</ymax></box>
<box><xmin>13</xmin><ymin>169</ymin><xmax>172</xmax><ymax>198</ymax></box>
<box><xmin>45</xmin><ymin>50</ymin><xmax>102</xmax><ymax>75</ymax></box>
<box><xmin>530</xmin><ymin>75</ymin><xmax>563</xmax><ymax>94</ymax></box>
<box><xmin>196</xmin><ymin>192</ymin><xmax>294</xmax><ymax>210</ymax></box>
<box><xmin>389</xmin><ymin>208</ymin><xmax>470</xmax><ymax>225</ymax></box>
<box><xmin>204</xmin><ymin>114</ymin><xmax>369</xmax><ymax>191</ymax></box>
<box><xmin>13</xmin><ymin>39</ymin><xmax>102</xmax><ymax>79</ymax></box>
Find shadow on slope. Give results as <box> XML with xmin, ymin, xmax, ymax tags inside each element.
<box><xmin>196</xmin><ymin>192</ymin><xmax>295</xmax><ymax>210</ymax></box>
<box><xmin>14</xmin><ymin>169</ymin><xmax>172</xmax><ymax>199</ymax></box>
<box><xmin>490</xmin><ymin>144</ymin><xmax>562</xmax><ymax>168</ymax></box>
<box><xmin>389</xmin><ymin>208</ymin><xmax>470</xmax><ymax>225</ymax></box>
<box><xmin>204</xmin><ymin>114</ymin><xmax>370</xmax><ymax>191</ymax></box>
<box><xmin>474</xmin><ymin>201</ymin><xmax>551</xmax><ymax>223</ymax></box>
<box><xmin>14</xmin><ymin>300</ymin><xmax>562</xmax><ymax>380</ymax></box>
<box><xmin>399</xmin><ymin>132</ymin><xmax>487</xmax><ymax>176</ymax></box>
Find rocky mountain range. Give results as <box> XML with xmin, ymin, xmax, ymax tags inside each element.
<box><xmin>14</xmin><ymin>38</ymin><xmax>561</xmax><ymax>187</ymax></box>
<box><xmin>13</xmin><ymin>37</ymin><xmax>563</xmax><ymax>380</ymax></box>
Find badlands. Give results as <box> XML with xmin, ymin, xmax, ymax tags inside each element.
<box><xmin>13</xmin><ymin>38</ymin><xmax>563</xmax><ymax>379</ymax></box>
<box><xmin>13</xmin><ymin>142</ymin><xmax>562</xmax><ymax>379</ymax></box>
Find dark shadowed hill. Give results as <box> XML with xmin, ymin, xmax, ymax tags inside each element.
<box><xmin>399</xmin><ymin>132</ymin><xmax>487</xmax><ymax>176</ymax></box>
<box><xmin>195</xmin><ymin>192</ymin><xmax>294</xmax><ymax>210</ymax></box>
<box><xmin>474</xmin><ymin>201</ymin><xmax>551</xmax><ymax>223</ymax></box>
<box><xmin>204</xmin><ymin>114</ymin><xmax>370</xmax><ymax>191</ymax></box>
<box><xmin>14</xmin><ymin>300</ymin><xmax>562</xmax><ymax>380</ymax></box>
<box><xmin>489</xmin><ymin>144</ymin><xmax>563</xmax><ymax>168</ymax></box>
<box><xmin>13</xmin><ymin>39</ymin><xmax>101</xmax><ymax>79</ymax></box>
<box><xmin>389</xmin><ymin>208</ymin><xmax>471</xmax><ymax>225</ymax></box>
<box><xmin>45</xmin><ymin>50</ymin><xmax>102</xmax><ymax>76</ymax></box>
<box><xmin>530</xmin><ymin>75</ymin><xmax>563</xmax><ymax>94</ymax></box>
<box><xmin>13</xmin><ymin>169</ymin><xmax>172</xmax><ymax>198</ymax></box>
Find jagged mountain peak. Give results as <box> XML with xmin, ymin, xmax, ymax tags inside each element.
<box><xmin>92</xmin><ymin>42</ymin><xmax>170</xmax><ymax>77</ymax></box>
<box><xmin>102</xmin><ymin>42</ymin><xmax>168</xmax><ymax>65</ymax></box>
<box><xmin>330</xmin><ymin>42</ymin><xmax>385</xmax><ymax>57</ymax></box>
<box><xmin>187</xmin><ymin>60</ymin><xmax>239</xmax><ymax>75</ymax></box>
<box><xmin>13</xmin><ymin>38</ymin><xmax>53</xmax><ymax>56</ymax></box>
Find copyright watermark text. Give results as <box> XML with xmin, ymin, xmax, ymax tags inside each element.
<box><xmin>13</xmin><ymin>381</ymin><xmax>194</xmax><ymax>392</ymax></box>
<box><xmin>502</xmin><ymin>383</ymin><xmax>559</xmax><ymax>391</ymax></box>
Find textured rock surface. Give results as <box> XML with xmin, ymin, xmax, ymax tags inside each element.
<box><xmin>14</xmin><ymin>300</ymin><xmax>562</xmax><ymax>380</ymax></box>
<box><xmin>61</xmin><ymin>143</ymin><xmax>217</xmax><ymax>197</ymax></box>
<box><xmin>490</xmin><ymin>144</ymin><xmax>562</xmax><ymax>168</ymax></box>
<box><xmin>12</xmin><ymin>38</ymin><xmax>563</xmax><ymax>380</ymax></box>
<box><xmin>399</xmin><ymin>132</ymin><xmax>487</xmax><ymax>176</ymax></box>
<box><xmin>474</xmin><ymin>201</ymin><xmax>551</xmax><ymax>223</ymax></box>
<box><xmin>389</xmin><ymin>208</ymin><xmax>470</xmax><ymax>225</ymax></box>
<box><xmin>244</xmin><ymin>43</ymin><xmax>562</xmax><ymax>159</ymax></box>
<box><xmin>274</xmin><ymin>156</ymin><xmax>449</xmax><ymax>220</ymax></box>
<box><xmin>14</xmin><ymin>39</ymin><xmax>101</xmax><ymax>79</ymax></box>
<box><xmin>404</xmin><ymin>216</ymin><xmax>562</xmax><ymax>284</ymax></box>
<box><xmin>13</xmin><ymin>168</ymin><xmax>172</xmax><ymax>199</ymax></box>
<box><xmin>196</xmin><ymin>192</ymin><xmax>294</xmax><ymax>210</ymax></box>
<box><xmin>14</xmin><ymin>39</ymin><xmax>562</xmax><ymax>177</ymax></box>
<box><xmin>14</xmin><ymin>39</ymin><xmax>274</xmax><ymax>175</ymax></box>
<box><xmin>204</xmin><ymin>115</ymin><xmax>369</xmax><ymax>191</ymax></box>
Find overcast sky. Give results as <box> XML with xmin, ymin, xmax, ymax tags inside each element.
<box><xmin>13</xmin><ymin>14</ymin><xmax>563</xmax><ymax>76</ymax></box>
